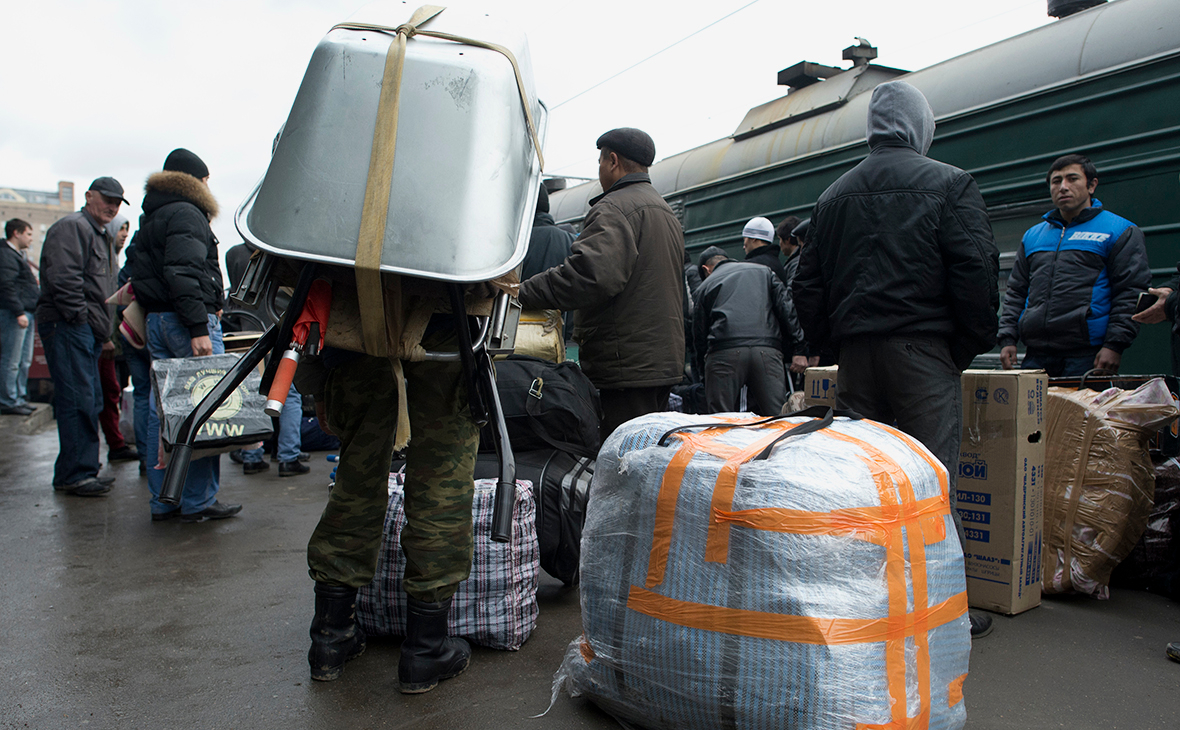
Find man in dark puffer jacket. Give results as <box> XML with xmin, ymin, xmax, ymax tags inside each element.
<box><xmin>793</xmin><ymin>81</ymin><xmax>999</xmax><ymax>638</ymax></box>
<box><xmin>129</xmin><ymin>148</ymin><xmax>240</xmax><ymax>523</ymax></box>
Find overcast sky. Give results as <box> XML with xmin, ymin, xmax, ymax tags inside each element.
<box><xmin>1</xmin><ymin>0</ymin><xmax>1055</xmax><ymax>267</ymax></box>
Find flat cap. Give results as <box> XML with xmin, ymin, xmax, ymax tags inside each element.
<box><xmin>596</xmin><ymin>128</ymin><xmax>656</xmax><ymax>167</ymax></box>
<box><xmin>697</xmin><ymin>245</ymin><xmax>728</xmax><ymax>268</ymax></box>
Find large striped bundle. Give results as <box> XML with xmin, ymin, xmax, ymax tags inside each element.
<box><xmin>559</xmin><ymin>411</ymin><xmax>971</xmax><ymax>730</ymax></box>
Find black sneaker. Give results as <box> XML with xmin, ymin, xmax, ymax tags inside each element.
<box><xmin>180</xmin><ymin>500</ymin><xmax>242</xmax><ymax>523</ymax></box>
<box><xmin>279</xmin><ymin>459</ymin><xmax>311</xmax><ymax>477</ymax></box>
<box><xmin>969</xmin><ymin>610</ymin><xmax>994</xmax><ymax>639</ymax></box>
<box><xmin>1</xmin><ymin>404</ymin><xmax>34</xmax><ymax>416</ymax></box>
<box><xmin>96</xmin><ymin>475</ymin><xmax>116</xmax><ymax>486</ymax></box>
<box><xmin>108</xmin><ymin>446</ymin><xmax>139</xmax><ymax>462</ymax></box>
<box><xmin>243</xmin><ymin>461</ymin><xmax>270</xmax><ymax>475</ymax></box>
<box><xmin>67</xmin><ymin>477</ymin><xmax>112</xmax><ymax>497</ymax></box>
<box><xmin>228</xmin><ymin>449</ymin><xmax>246</xmax><ymax>465</ymax></box>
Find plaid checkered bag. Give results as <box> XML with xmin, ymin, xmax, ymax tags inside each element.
<box><xmin>356</xmin><ymin>476</ymin><xmax>540</xmax><ymax>651</ymax></box>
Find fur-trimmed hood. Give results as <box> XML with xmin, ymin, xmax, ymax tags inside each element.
<box><xmin>143</xmin><ymin>170</ymin><xmax>219</xmax><ymax>220</ymax></box>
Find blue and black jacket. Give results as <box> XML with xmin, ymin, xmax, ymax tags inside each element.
<box><xmin>998</xmin><ymin>199</ymin><xmax>1149</xmax><ymax>356</ymax></box>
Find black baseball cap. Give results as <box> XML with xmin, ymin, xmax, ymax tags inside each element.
<box><xmin>88</xmin><ymin>177</ymin><xmax>129</xmax><ymax>205</ymax></box>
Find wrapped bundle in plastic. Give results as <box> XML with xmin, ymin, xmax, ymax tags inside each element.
<box><xmin>357</xmin><ymin>476</ymin><xmax>539</xmax><ymax>651</ymax></box>
<box><xmin>1043</xmin><ymin>380</ymin><xmax>1179</xmax><ymax>598</ymax></box>
<box><xmin>556</xmin><ymin>410</ymin><xmax>971</xmax><ymax>730</ymax></box>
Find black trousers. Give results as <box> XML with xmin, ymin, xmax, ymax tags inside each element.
<box><xmin>835</xmin><ymin>334</ymin><xmax>966</xmax><ymax>550</ymax></box>
<box><xmin>599</xmin><ymin>385</ymin><xmax>673</xmax><ymax>443</ymax></box>
<box><xmin>704</xmin><ymin>346</ymin><xmax>787</xmax><ymax>416</ymax></box>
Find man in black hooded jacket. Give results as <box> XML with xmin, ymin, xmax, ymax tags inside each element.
<box><xmin>128</xmin><ymin>148</ymin><xmax>239</xmax><ymax>523</ymax></box>
<box><xmin>793</xmin><ymin>80</ymin><xmax>999</xmax><ymax>638</ymax></box>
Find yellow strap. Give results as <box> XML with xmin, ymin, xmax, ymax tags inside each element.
<box><xmin>336</xmin><ymin>6</ymin><xmax>543</xmax><ymax>357</ymax></box>
<box><xmin>350</xmin><ymin>5</ymin><xmax>444</xmax><ymax>356</ymax></box>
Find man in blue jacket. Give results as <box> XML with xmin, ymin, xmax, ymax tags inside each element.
<box><xmin>999</xmin><ymin>154</ymin><xmax>1149</xmax><ymax>376</ymax></box>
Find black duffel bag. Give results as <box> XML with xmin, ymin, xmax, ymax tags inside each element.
<box><xmin>481</xmin><ymin>355</ymin><xmax>602</xmax><ymax>459</ymax></box>
<box><xmin>474</xmin><ymin>449</ymin><xmax>593</xmax><ymax>586</ymax></box>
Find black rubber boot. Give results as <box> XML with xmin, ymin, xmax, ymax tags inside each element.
<box><xmin>398</xmin><ymin>596</ymin><xmax>470</xmax><ymax>694</ymax></box>
<box><xmin>308</xmin><ymin>582</ymin><xmax>367</xmax><ymax>681</ymax></box>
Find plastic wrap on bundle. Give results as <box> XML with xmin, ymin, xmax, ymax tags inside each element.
<box><xmin>1110</xmin><ymin>455</ymin><xmax>1180</xmax><ymax>599</ymax></box>
<box><xmin>1043</xmin><ymin>380</ymin><xmax>1180</xmax><ymax>599</ymax></box>
<box><xmin>150</xmin><ymin>354</ymin><xmax>273</xmax><ymax>458</ymax></box>
<box><xmin>555</xmin><ymin>411</ymin><xmax>971</xmax><ymax>730</ymax></box>
<box><xmin>357</xmin><ymin>476</ymin><xmax>539</xmax><ymax>651</ymax></box>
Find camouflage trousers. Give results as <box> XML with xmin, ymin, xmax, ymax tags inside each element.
<box><xmin>307</xmin><ymin>335</ymin><xmax>479</xmax><ymax>602</ymax></box>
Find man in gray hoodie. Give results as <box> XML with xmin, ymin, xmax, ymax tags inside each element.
<box><xmin>793</xmin><ymin>81</ymin><xmax>1000</xmax><ymax>638</ymax></box>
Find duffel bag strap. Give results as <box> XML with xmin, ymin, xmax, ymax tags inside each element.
<box><xmin>657</xmin><ymin>406</ymin><xmax>863</xmax><ymax>452</ymax></box>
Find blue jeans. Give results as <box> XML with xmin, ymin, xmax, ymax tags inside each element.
<box><xmin>39</xmin><ymin>320</ymin><xmax>102</xmax><ymax>486</ymax></box>
<box><xmin>144</xmin><ymin>312</ymin><xmax>224</xmax><ymax>516</ymax></box>
<box><xmin>122</xmin><ymin>333</ymin><xmax>152</xmax><ymax>461</ymax></box>
<box><xmin>0</xmin><ymin>310</ymin><xmax>35</xmax><ymax>408</ymax></box>
<box><xmin>241</xmin><ymin>384</ymin><xmax>301</xmax><ymax>463</ymax></box>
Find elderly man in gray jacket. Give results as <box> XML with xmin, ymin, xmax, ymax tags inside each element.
<box><xmin>517</xmin><ymin>128</ymin><xmax>685</xmax><ymax>440</ymax></box>
<box><xmin>37</xmin><ymin>177</ymin><xmax>126</xmax><ymax>496</ymax></box>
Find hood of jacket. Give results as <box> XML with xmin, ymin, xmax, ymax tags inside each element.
<box><xmin>105</xmin><ymin>213</ymin><xmax>128</xmax><ymax>241</ymax></box>
<box><xmin>142</xmin><ymin>171</ymin><xmax>219</xmax><ymax>220</ymax></box>
<box><xmin>867</xmin><ymin>80</ymin><xmax>935</xmax><ymax>155</ymax></box>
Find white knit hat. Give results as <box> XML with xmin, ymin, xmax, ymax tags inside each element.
<box><xmin>742</xmin><ymin>217</ymin><xmax>775</xmax><ymax>243</ymax></box>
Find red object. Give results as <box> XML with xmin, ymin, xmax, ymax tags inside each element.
<box><xmin>98</xmin><ymin>357</ymin><xmax>127</xmax><ymax>451</ymax></box>
<box><xmin>291</xmin><ymin>279</ymin><xmax>333</xmax><ymax>352</ymax></box>
<box><xmin>29</xmin><ymin>328</ymin><xmax>49</xmax><ymax>380</ymax></box>
<box><xmin>265</xmin><ymin>280</ymin><xmax>333</xmax><ymax>415</ymax></box>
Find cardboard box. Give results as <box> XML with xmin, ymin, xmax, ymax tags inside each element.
<box><xmin>803</xmin><ymin>366</ymin><xmax>838</xmax><ymax>408</ymax></box>
<box><xmin>957</xmin><ymin>370</ymin><xmax>1046</xmax><ymax>615</ymax></box>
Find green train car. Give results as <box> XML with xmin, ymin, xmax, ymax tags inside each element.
<box><xmin>549</xmin><ymin>0</ymin><xmax>1180</xmax><ymax>374</ymax></box>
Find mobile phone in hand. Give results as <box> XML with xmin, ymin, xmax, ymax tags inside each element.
<box><xmin>1135</xmin><ymin>291</ymin><xmax>1155</xmax><ymax>315</ymax></box>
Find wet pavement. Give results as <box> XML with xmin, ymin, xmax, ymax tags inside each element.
<box><xmin>1</xmin><ymin>416</ymin><xmax>1178</xmax><ymax>729</ymax></box>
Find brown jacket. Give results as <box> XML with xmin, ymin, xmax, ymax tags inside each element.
<box><xmin>518</xmin><ymin>173</ymin><xmax>685</xmax><ymax>389</ymax></box>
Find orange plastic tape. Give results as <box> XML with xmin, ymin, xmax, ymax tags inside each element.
<box><xmin>713</xmin><ymin>495</ymin><xmax>950</xmax><ymax>547</ymax></box>
<box><xmin>626</xmin><ymin>586</ymin><xmax>967</xmax><ymax>646</ymax></box>
<box><xmin>579</xmin><ymin>637</ymin><xmax>596</xmax><ymax>664</ymax></box>
<box><xmin>948</xmin><ymin>674</ymin><xmax>966</xmax><ymax>707</ymax></box>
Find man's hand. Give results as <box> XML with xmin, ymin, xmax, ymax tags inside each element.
<box><xmin>789</xmin><ymin>355</ymin><xmax>809</xmax><ymax>373</ymax></box>
<box><xmin>1000</xmin><ymin>345</ymin><xmax>1018</xmax><ymax>369</ymax></box>
<box><xmin>1094</xmin><ymin>347</ymin><xmax>1121</xmax><ymax>373</ymax></box>
<box><xmin>315</xmin><ymin>400</ymin><xmax>333</xmax><ymax>436</ymax></box>
<box><xmin>191</xmin><ymin>335</ymin><xmax>213</xmax><ymax>357</ymax></box>
<box><xmin>100</xmin><ymin>340</ymin><xmax>116</xmax><ymax>360</ymax></box>
<box><xmin>16</xmin><ymin>314</ymin><xmax>28</xmax><ymax>329</ymax></box>
<box><xmin>807</xmin><ymin>356</ymin><xmax>819</xmax><ymax>368</ymax></box>
<box><xmin>1132</xmin><ymin>287</ymin><xmax>1173</xmax><ymax>324</ymax></box>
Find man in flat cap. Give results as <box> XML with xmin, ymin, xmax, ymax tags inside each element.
<box><xmin>38</xmin><ymin>176</ymin><xmax>127</xmax><ymax>496</ymax></box>
<box><xmin>517</xmin><ymin>128</ymin><xmax>685</xmax><ymax>441</ymax></box>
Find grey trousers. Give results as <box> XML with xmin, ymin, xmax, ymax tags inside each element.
<box><xmin>835</xmin><ymin>334</ymin><xmax>966</xmax><ymax>550</ymax></box>
<box><xmin>704</xmin><ymin>346</ymin><xmax>787</xmax><ymax>417</ymax></box>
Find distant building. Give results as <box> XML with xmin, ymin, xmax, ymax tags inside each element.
<box><xmin>0</xmin><ymin>181</ymin><xmax>76</xmax><ymax>267</ymax></box>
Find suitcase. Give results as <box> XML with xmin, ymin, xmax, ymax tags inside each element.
<box><xmin>558</xmin><ymin>409</ymin><xmax>971</xmax><ymax>730</ymax></box>
<box><xmin>356</xmin><ymin>476</ymin><xmax>539</xmax><ymax>651</ymax></box>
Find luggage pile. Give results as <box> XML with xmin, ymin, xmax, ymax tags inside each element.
<box><xmin>557</xmin><ymin>409</ymin><xmax>971</xmax><ymax>730</ymax></box>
